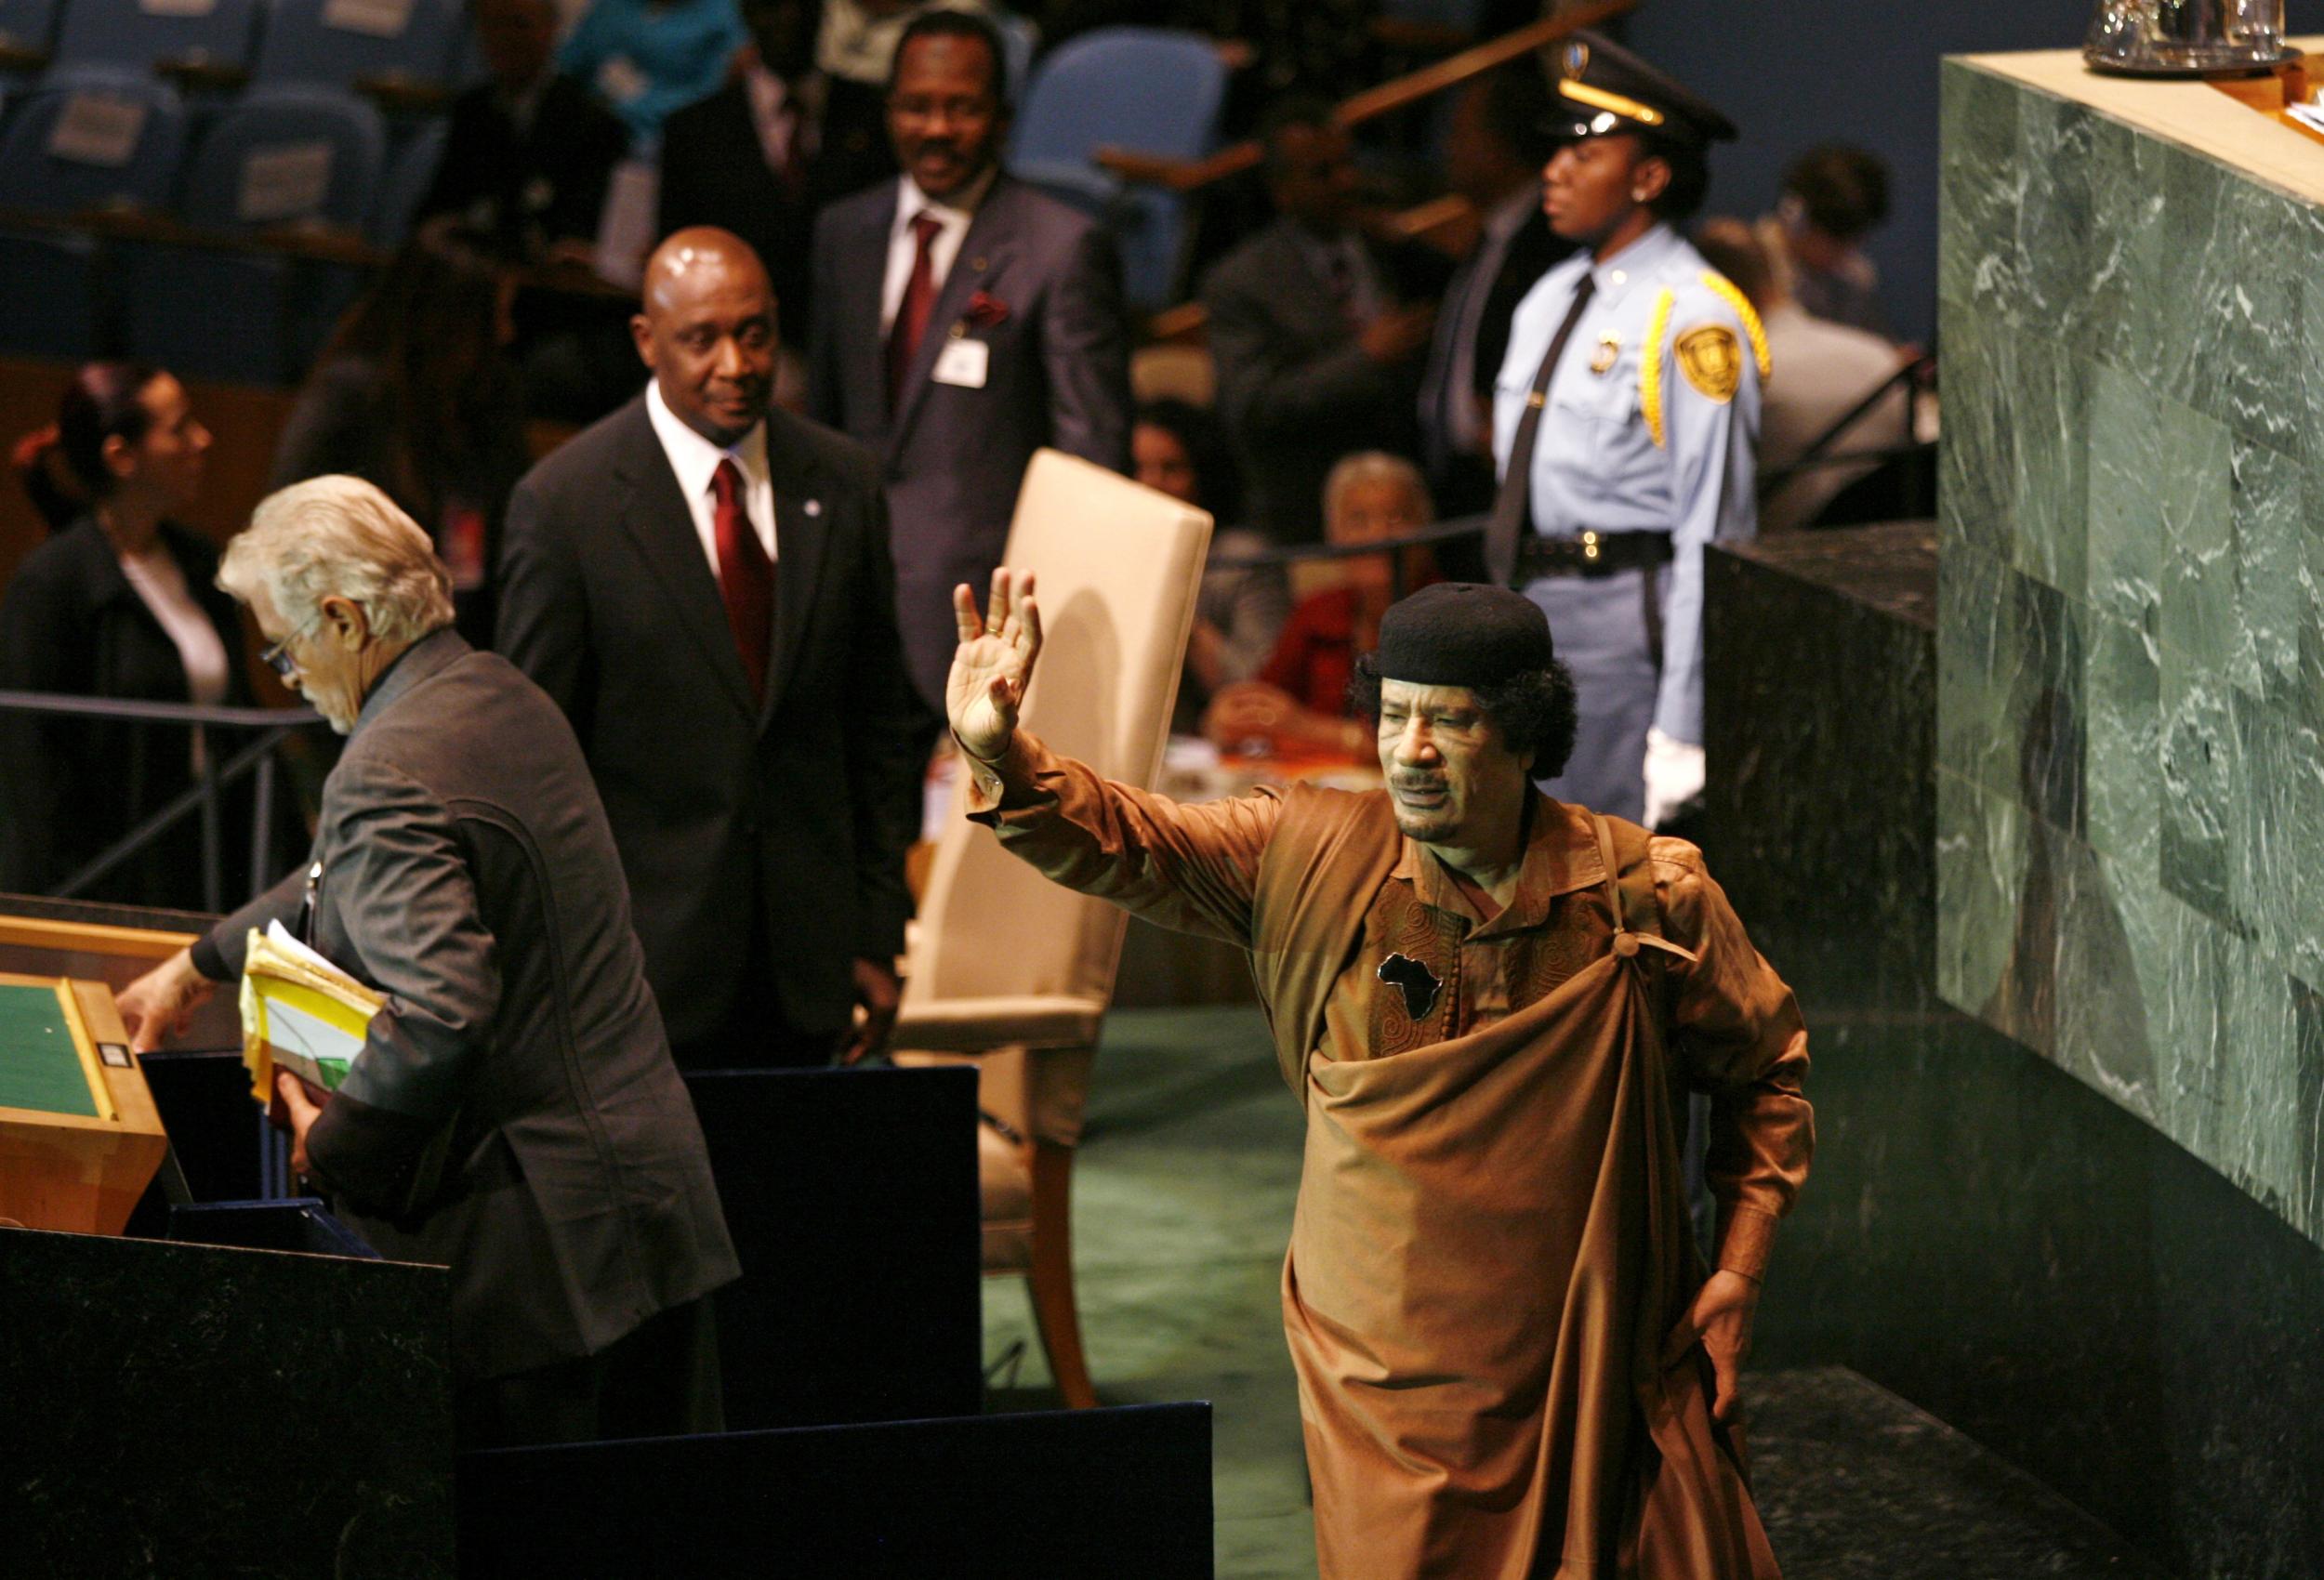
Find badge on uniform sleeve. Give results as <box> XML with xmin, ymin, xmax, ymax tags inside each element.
<box><xmin>1674</xmin><ymin>325</ymin><xmax>1742</xmax><ymax>403</ymax></box>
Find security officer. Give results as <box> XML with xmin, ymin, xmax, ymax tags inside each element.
<box><xmin>1487</xmin><ymin>32</ymin><xmax>1765</xmax><ymax>828</ymax></box>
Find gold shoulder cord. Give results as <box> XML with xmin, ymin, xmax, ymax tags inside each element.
<box><xmin>1699</xmin><ymin>271</ymin><xmax>1772</xmax><ymax>379</ymax></box>
<box><xmin>1640</xmin><ymin>287</ymin><xmax>1674</xmax><ymax>449</ymax></box>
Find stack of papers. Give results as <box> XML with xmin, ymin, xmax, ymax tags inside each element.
<box><xmin>238</xmin><ymin>922</ymin><xmax>382</xmax><ymax>1107</ymax></box>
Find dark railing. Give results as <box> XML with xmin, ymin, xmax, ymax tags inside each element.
<box><xmin>0</xmin><ymin>691</ymin><xmax>322</xmax><ymax>913</ymax></box>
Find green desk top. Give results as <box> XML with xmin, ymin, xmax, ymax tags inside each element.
<box><xmin>0</xmin><ymin>981</ymin><xmax>97</xmax><ymax>1118</ymax></box>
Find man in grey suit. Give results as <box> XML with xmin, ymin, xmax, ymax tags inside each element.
<box><xmin>807</xmin><ymin>7</ymin><xmax>1132</xmax><ymax>722</ymax></box>
<box><xmin>1204</xmin><ymin>97</ymin><xmax>1450</xmax><ymax>543</ymax></box>
<box><xmin>118</xmin><ymin>477</ymin><xmax>739</xmax><ymax>1450</ymax></box>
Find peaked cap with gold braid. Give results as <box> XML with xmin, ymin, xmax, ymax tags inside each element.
<box><xmin>1538</xmin><ymin>30</ymin><xmax>1736</xmax><ymax>151</ymax></box>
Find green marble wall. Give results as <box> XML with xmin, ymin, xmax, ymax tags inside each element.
<box><xmin>1937</xmin><ymin>58</ymin><xmax>2324</xmax><ymax>1245</ymax></box>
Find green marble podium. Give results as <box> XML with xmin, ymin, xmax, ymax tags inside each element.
<box><xmin>1938</xmin><ymin>45</ymin><xmax>2324</xmax><ymax>1249</ymax></box>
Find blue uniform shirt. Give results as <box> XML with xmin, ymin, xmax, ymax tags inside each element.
<box><xmin>1491</xmin><ymin>222</ymin><xmax>1761</xmax><ymax>745</ymax></box>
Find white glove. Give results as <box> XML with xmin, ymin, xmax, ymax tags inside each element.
<box><xmin>1641</xmin><ymin>728</ymin><xmax>1706</xmax><ymax>831</ymax></box>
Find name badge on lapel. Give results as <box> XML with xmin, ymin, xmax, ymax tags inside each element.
<box><xmin>932</xmin><ymin>338</ymin><xmax>989</xmax><ymax>389</ymax></box>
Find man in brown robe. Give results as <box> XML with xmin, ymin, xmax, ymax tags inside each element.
<box><xmin>947</xmin><ymin>573</ymin><xmax>1812</xmax><ymax>1579</ymax></box>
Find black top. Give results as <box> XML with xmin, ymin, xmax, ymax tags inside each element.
<box><xmin>0</xmin><ymin>516</ymin><xmax>262</xmax><ymax>907</ymax></box>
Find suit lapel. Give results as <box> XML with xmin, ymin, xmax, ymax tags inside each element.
<box><xmin>850</xmin><ymin>189</ymin><xmax>898</xmax><ymax>440</ymax></box>
<box><xmin>759</xmin><ymin>411</ymin><xmax>835</xmax><ymax>725</ymax></box>
<box><xmin>888</xmin><ymin>178</ymin><xmax>1015</xmax><ymax>455</ymax></box>
<box><xmin>610</xmin><ymin>405</ymin><xmax>759</xmax><ymax>719</ymax></box>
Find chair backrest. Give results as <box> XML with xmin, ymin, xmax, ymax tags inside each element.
<box><xmin>177</xmin><ymin>82</ymin><xmax>386</xmax><ymax>230</ymax></box>
<box><xmin>903</xmin><ymin>450</ymin><xmax>1212</xmax><ymax>1018</ymax></box>
<box><xmin>1010</xmin><ymin>28</ymin><xmax>1224</xmax><ymax>169</ymax></box>
<box><xmin>56</xmin><ymin>0</ymin><xmax>264</xmax><ymax>70</ymax></box>
<box><xmin>251</xmin><ymin>0</ymin><xmax>462</xmax><ymax>86</ymax></box>
<box><xmin>0</xmin><ymin>65</ymin><xmax>186</xmax><ymax>212</ymax></box>
<box><xmin>0</xmin><ymin>0</ymin><xmax>61</xmax><ymax>54</ymax></box>
<box><xmin>368</xmin><ymin>114</ymin><xmax>443</xmax><ymax>244</ymax></box>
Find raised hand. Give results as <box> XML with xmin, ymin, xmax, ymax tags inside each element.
<box><xmin>947</xmin><ymin>568</ymin><xmax>1042</xmax><ymax>762</ymax></box>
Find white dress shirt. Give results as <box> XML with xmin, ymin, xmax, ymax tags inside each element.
<box><xmin>646</xmin><ymin>380</ymin><xmax>777</xmax><ymax>576</ymax></box>
<box><xmin>119</xmin><ymin>545</ymin><xmax>230</xmax><ymax>706</ymax></box>
<box><xmin>879</xmin><ymin>166</ymin><xmax>997</xmax><ymax>333</ymax></box>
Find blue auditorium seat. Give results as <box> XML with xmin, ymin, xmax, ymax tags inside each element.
<box><xmin>251</xmin><ymin>0</ymin><xmax>462</xmax><ymax>89</ymax></box>
<box><xmin>54</xmin><ymin>0</ymin><xmax>264</xmax><ymax>73</ymax></box>
<box><xmin>122</xmin><ymin>82</ymin><xmax>386</xmax><ymax>383</ymax></box>
<box><xmin>0</xmin><ymin>65</ymin><xmax>188</xmax><ymax>359</ymax></box>
<box><xmin>368</xmin><ymin>113</ymin><xmax>443</xmax><ymax>246</ymax></box>
<box><xmin>1008</xmin><ymin>28</ymin><xmax>1226</xmax><ymax>312</ymax></box>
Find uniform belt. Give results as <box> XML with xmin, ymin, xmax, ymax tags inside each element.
<box><xmin>1514</xmin><ymin>531</ymin><xmax>1674</xmax><ymax>580</ymax></box>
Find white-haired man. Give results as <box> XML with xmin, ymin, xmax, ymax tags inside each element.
<box><xmin>118</xmin><ymin>476</ymin><xmax>738</xmax><ymax>1449</ymax></box>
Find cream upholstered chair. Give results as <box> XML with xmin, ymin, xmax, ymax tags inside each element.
<box><xmin>891</xmin><ymin>448</ymin><xmax>1212</xmax><ymax>1409</ymax></box>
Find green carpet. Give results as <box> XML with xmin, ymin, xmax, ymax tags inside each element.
<box><xmin>981</xmin><ymin>1003</ymin><xmax>1317</xmax><ymax>1579</ymax></box>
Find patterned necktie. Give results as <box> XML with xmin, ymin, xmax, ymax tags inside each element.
<box><xmin>711</xmin><ymin>457</ymin><xmax>772</xmax><ymax>704</ymax></box>
<box><xmin>887</xmin><ymin>212</ymin><xmax>945</xmax><ymax>413</ymax></box>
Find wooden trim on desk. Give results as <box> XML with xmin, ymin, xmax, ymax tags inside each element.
<box><xmin>0</xmin><ymin>915</ymin><xmax>201</xmax><ymax>960</ymax></box>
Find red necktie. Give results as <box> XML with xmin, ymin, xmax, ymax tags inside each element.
<box><xmin>711</xmin><ymin>457</ymin><xmax>772</xmax><ymax>704</ymax></box>
<box><xmin>886</xmin><ymin>212</ymin><xmax>944</xmax><ymax>413</ymax></box>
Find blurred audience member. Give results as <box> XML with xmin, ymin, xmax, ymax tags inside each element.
<box><xmin>1202</xmin><ymin>451</ymin><xmax>1435</xmax><ymax>759</ymax></box>
<box><xmin>419</xmin><ymin>0</ymin><xmax>631</xmax><ymax>262</ymax></box>
<box><xmin>1760</xmin><ymin>144</ymin><xmax>1894</xmax><ymax>339</ymax></box>
<box><xmin>1205</xmin><ymin>96</ymin><xmax>1448</xmax><ymax>542</ymax></box>
<box><xmin>0</xmin><ymin>365</ymin><xmax>271</xmax><ymax>908</ymax></box>
<box><xmin>661</xmin><ymin>0</ymin><xmax>894</xmax><ymax>339</ymax></box>
<box><xmin>1697</xmin><ymin>217</ymin><xmax>1911</xmax><ymax>533</ymax></box>
<box><xmin>272</xmin><ymin>234</ymin><xmax>531</xmax><ymax>644</ymax></box>
<box><xmin>561</xmin><ymin>0</ymin><xmax>748</xmax><ymax>144</ymax></box>
<box><xmin>808</xmin><ymin>7</ymin><xmax>1132</xmax><ymax>727</ymax></box>
<box><xmin>1418</xmin><ymin>66</ymin><xmax>1570</xmax><ymax>517</ymax></box>
<box><xmin>1136</xmin><ymin>399</ymin><xmax>1289</xmax><ymax>730</ymax></box>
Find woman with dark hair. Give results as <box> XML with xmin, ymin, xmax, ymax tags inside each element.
<box><xmin>1135</xmin><ymin>398</ymin><xmax>1289</xmax><ymax>731</ymax></box>
<box><xmin>271</xmin><ymin>231</ymin><xmax>531</xmax><ymax>642</ymax></box>
<box><xmin>0</xmin><ymin>363</ymin><xmax>269</xmax><ymax>908</ymax></box>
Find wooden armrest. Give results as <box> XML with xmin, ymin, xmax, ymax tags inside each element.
<box><xmin>892</xmin><ymin>994</ymin><xmax>1108</xmax><ymax>1052</ymax></box>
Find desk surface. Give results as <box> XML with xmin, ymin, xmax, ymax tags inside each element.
<box><xmin>0</xmin><ymin>980</ymin><xmax>97</xmax><ymax>1118</ymax></box>
<box><xmin>1961</xmin><ymin>39</ymin><xmax>2324</xmax><ymax>208</ymax></box>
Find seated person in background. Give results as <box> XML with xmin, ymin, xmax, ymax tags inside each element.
<box><xmin>1204</xmin><ymin>96</ymin><xmax>1449</xmax><ymax>542</ymax></box>
<box><xmin>271</xmin><ymin>233</ymin><xmax>532</xmax><ymax>645</ymax></box>
<box><xmin>0</xmin><ymin>364</ymin><xmax>281</xmax><ymax>909</ymax></box>
<box><xmin>1418</xmin><ymin>65</ymin><xmax>1568</xmax><ymax>519</ymax></box>
<box><xmin>660</xmin><ymin>0</ymin><xmax>898</xmax><ymax>335</ymax></box>
<box><xmin>418</xmin><ymin>0</ymin><xmax>631</xmax><ymax>264</ymax></box>
<box><xmin>1758</xmin><ymin>144</ymin><xmax>1895</xmax><ymax>340</ymax></box>
<box><xmin>560</xmin><ymin>0</ymin><xmax>748</xmax><ymax>144</ymax></box>
<box><xmin>1203</xmin><ymin>451</ymin><xmax>1435</xmax><ymax>760</ymax></box>
<box><xmin>1696</xmin><ymin>217</ymin><xmax>1911</xmax><ymax>533</ymax></box>
<box><xmin>117</xmin><ymin>477</ymin><xmax>740</xmax><ymax>1452</ymax></box>
<box><xmin>1134</xmin><ymin>399</ymin><xmax>1290</xmax><ymax>731</ymax></box>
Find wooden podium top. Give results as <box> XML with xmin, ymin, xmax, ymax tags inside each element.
<box><xmin>1960</xmin><ymin>38</ymin><xmax>2324</xmax><ymax>208</ymax></box>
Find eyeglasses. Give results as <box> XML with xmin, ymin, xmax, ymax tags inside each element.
<box><xmin>259</xmin><ymin>614</ymin><xmax>323</xmax><ymax>679</ymax></box>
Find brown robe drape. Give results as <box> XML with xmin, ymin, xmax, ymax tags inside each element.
<box><xmin>968</xmin><ymin>735</ymin><xmax>1809</xmax><ymax>1579</ymax></box>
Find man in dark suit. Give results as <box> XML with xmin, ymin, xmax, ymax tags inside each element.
<box><xmin>117</xmin><ymin>476</ymin><xmax>739</xmax><ymax>1450</ymax></box>
<box><xmin>1417</xmin><ymin>67</ymin><xmax>1571</xmax><ymax>519</ymax></box>
<box><xmin>1204</xmin><ymin>97</ymin><xmax>1450</xmax><ymax>544</ymax></box>
<box><xmin>417</xmin><ymin>0</ymin><xmax>631</xmax><ymax>259</ymax></box>
<box><xmin>806</xmin><ymin>7</ymin><xmax>1132</xmax><ymax>722</ymax></box>
<box><xmin>658</xmin><ymin>0</ymin><xmax>896</xmax><ymax>333</ymax></box>
<box><xmin>498</xmin><ymin>228</ymin><xmax>924</xmax><ymax>1073</ymax></box>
